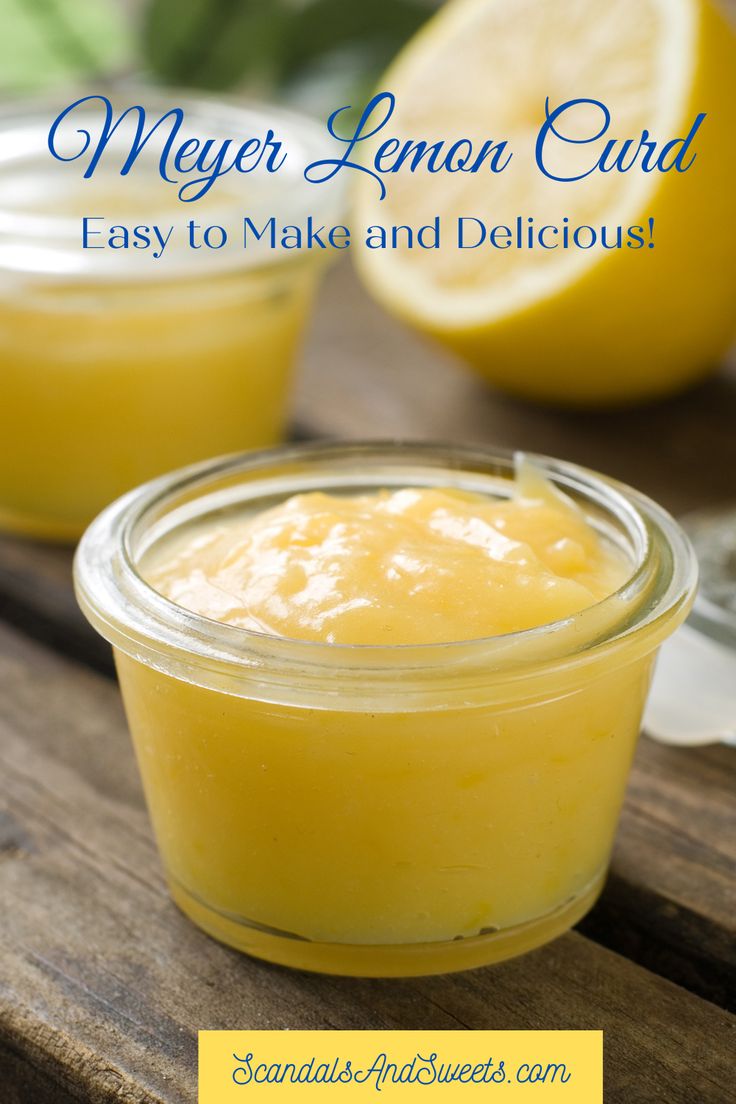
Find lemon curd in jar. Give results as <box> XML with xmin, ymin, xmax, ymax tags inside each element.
<box><xmin>75</xmin><ymin>444</ymin><xmax>697</xmax><ymax>976</ymax></box>
<box><xmin>0</xmin><ymin>95</ymin><xmax>339</xmax><ymax>540</ymax></box>
<box><xmin>144</xmin><ymin>466</ymin><xmax>629</xmax><ymax>643</ymax></box>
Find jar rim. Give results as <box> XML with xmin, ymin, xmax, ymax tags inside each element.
<box><xmin>74</xmin><ymin>441</ymin><xmax>698</xmax><ymax>700</ymax></box>
<box><xmin>0</xmin><ymin>87</ymin><xmax>344</xmax><ymax>280</ymax></box>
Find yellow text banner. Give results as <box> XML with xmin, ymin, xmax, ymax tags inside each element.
<box><xmin>199</xmin><ymin>1030</ymin><xmax>602</xmax><ymax>1102</ymax></box>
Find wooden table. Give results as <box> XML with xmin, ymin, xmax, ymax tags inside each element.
<box><xmin>1</xmin><ymin>265</ymin><xmax>734</xmax><ymax>1103</ymax></box>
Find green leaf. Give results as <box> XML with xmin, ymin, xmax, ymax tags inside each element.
<box><xmin>0</xmin><ymin>0</ymin><xmax>133</xmax><ymax>92</ymax></box>
<box><xmin>141</xmin><ymin>0</ymin><xmax>290</xmax><ymax>90</ymax></box>
<box><xmin>139</xmin><ymin>0</ymin><xmax>439</xmax><ymax>98</ymax></box>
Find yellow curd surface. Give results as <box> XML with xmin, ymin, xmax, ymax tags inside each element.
<box><xmin>111</xmin><ymin>471</ymin><xmax>651</xmax><ymax>975</ymax></box>
<box><xmin>144</xmin><ymin>473</ymin><xmax>628</xmax><ymax>644</ymax></box>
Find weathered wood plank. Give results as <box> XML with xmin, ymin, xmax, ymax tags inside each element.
<box><xmin>1</xmin><ymin>1043</ymin><xmax>91</xmax><ymax>1104</ymax></box>
<box><xmin>0</xmin><ymin>534</ymin><xmax>110</xmax><ymax>675</ymax></box>
<box><xmin>579</xmin><ymin>737</ymin><xmax>736</xmax><ymax>1008</ymax></box>
<box><xmin>1</xmin><ymin>622</ymin><xmax>734</xmax><ymax>1104</ymax></box>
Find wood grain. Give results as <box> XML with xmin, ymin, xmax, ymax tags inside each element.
<box><xmin>1</xmin><ymin>621</ymin><xmax>734</xmax><ymax>1104</ymax></box>
<box><xmin>0</xmin><ymin>534</ymin><xmax>110</xmax><ymax>675</ymax></box>
<box><xmin>297</xmin><ymin>264</ymin><xmax>736</xmax><ymax>517</ymax></box>
<box><xmin>580</xmin><ymin>737</ymin><xmax>736</xmax><ymax>1008</ymax></box>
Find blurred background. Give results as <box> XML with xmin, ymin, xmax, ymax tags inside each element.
<box><xmin>0</xmin><ymin>0</ymin><xmax>439</xmax><ymax>111</ymax></box>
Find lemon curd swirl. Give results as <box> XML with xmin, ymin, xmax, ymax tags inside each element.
<box><xmin>144</xmin><ymin>476</ymin><xmax>628</xmax><ymax>645</ymax></box>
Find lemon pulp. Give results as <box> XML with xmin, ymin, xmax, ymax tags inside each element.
<box><xmin>354</xmin><ymin>0</ymin><xmax>736</xmax><ymax>404</ymax></box>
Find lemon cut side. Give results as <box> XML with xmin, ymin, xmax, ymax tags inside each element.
<box><xmin>354</xmin><ymin>0</ymin><xmax>736</xmax><ymax>405</ymax></box>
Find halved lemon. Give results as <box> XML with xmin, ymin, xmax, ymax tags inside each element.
<box><xmin>353</xmin><ymin>0</ymin><xmax>736</xmax><ymax>405</ymax></box>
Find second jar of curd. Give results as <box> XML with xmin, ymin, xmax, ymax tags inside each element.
<box><xmin>0</xmin><ymin>94</ymin><xmax>340</xmax><ymax>540</ymax></box>
<box><xmin>75</xmin><ymin>443</ymin><xmax>696</xmax><ymax>976</ymax></box>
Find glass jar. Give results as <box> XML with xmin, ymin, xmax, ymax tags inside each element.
<box><xmin>0</xmin><ymin>93</ymin><xmax>341</xmax><ymax>540</ymax></box>
<box><xmin>74</xmin><ymin>442</ymin><xmax>697</xmax><ymax>976</ymax></box>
